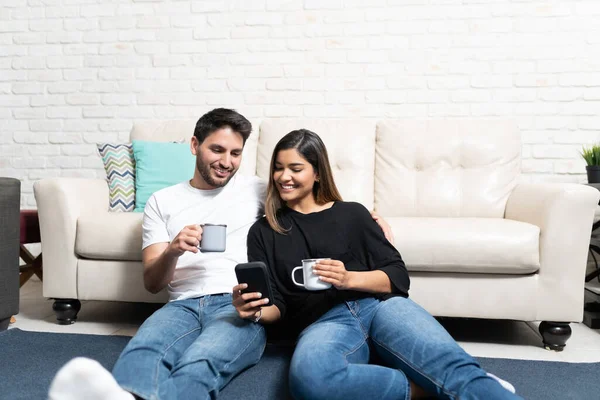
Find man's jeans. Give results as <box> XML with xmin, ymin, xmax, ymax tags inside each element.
<box><xmin>290</xmin><ymin>297</ymin><xmax>523</xmax><ymax>400</ymax></box>
<box><xmin>112</xmin><ymin>294</ymin><xmax>266</xmax><ymax>400</ymax></box>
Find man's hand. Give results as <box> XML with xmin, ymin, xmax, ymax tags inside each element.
<box><xmin>371</xmin><ymin>211</ymin><xmax>394</xmax><ymax>244</ymax></box>
<box><xmin>166</xmin><ymin>224</ymin><xmax>203</xmax><ymax>257</ymax></box>
<box><xmin>232</xmin><ymin>283</ymin><xmax>269</xmax><ymax>320</ymax></box>
<box><xmin>313</xmin><ymin>259</ymin><xmax>355</xmax><ymax>290</ymax></box>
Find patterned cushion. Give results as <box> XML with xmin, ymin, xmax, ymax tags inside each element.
<box><xmin>97</xmin><ymin>143</ymin><xmax>136</xmax><ymax>212</ymax></box>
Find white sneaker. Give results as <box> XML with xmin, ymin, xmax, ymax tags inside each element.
<box><xmin>48</xmin><ymin>357</ymin><xmax>135</xmax><ymax>400</ymax></box>
<box><xmin>487</xmin><ymin>372</ymin><xmax>516</xmax><ymax>394</ymax></box>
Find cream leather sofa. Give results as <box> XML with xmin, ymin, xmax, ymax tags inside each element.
<box><xmin>34</xmin><ymin>118</ymin><xmax>600</xmax><ymax>350</ymax></box>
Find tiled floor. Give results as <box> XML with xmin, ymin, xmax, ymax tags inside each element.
<box><xmin>9</xmin><ymin>276</ymin><xmax>600</xmax><ymax>363</ymax></box>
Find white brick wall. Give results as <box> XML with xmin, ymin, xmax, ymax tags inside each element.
<box><xmin>1</xmin><ymin>0</ymin><xmax>600</xmax><ymax>207</ymax></box>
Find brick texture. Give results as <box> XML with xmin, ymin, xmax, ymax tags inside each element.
<box><xmin>1</xmin><ymin>0</ymin><xmax>600</xmax><ymax>206</ymax></box>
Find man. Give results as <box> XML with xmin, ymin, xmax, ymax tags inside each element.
<box><xmin>49</xmin><ymin>108</ymin><xmax>393</xmax><ymax>400</ymax></box>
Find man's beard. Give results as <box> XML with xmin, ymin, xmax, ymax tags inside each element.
<box><xmin>197</xmin><ymin>157</ymin><xmax>235</xmax><ymax>188</ymax></box>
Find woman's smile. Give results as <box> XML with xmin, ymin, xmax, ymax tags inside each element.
<box><xmin>279</xmin><ymin>183</ymin><xmax>298</xmax><ymax>192</ymax></box>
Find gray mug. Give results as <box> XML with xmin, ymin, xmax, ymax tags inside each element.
<box><xmin>199</xmin><ymin>224</ymin><xmax>227</xmax><ymax>252</ymax></box>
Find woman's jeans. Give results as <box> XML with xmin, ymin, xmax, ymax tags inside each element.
<box><xmin>112</xmin><ymin>294</ymin><xmax>266</xmax><ymax>400</ymax></box>
<box><xmin>289</xmin><ymin>296</ymin><xmax>523</xmax><ymax>400</ymax></box>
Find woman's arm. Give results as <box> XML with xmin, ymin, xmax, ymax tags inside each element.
<box><xmin>232</xmin><ymin>284</ymin><xmax>282</xmax><ymax>324</ymax></box>
<box><xmin>259</xmin><ymin>304</ymin><xmax>281</xmax><ymax>323</ymax></box>
<box><xmin>315</xmin><ymin>203</ymin><xmax>410</xmax><ymax>296</ymax></box>
<box><xmin>313</xmin><ymin>260</ymin><xmax>393</xmax><ymax>293</ymax></box>
<box><xmin>348</xmin><ymin>269</ymin><xmax>392</xmax><ymax>293</ymax></box>
<box><xmin>360</xmin><ymin>206</ymin><xmax>410</xmax><ymax>296</ymax></box>
<box><xmin>236</xmin><ymin>221</ymin><xmax>288</xmax><ymax>323</ymax></box>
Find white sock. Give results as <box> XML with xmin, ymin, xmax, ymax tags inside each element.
<box><xmin>48</xmin><ymin>357</ymin><xmax>135</xmax><ymax>400</ymax></box>
<box><xmin>486</xmin><ymin>372</ymin><xmax>516</xmax><ymax>394</ymax></box>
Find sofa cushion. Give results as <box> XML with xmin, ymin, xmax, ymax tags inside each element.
<box><xmin>132</xmin><ymin>140</ymin><xmax>196</xmax><ymax>212</ymax></box>
<box><xmin>375</xmin><ymin>119</ymin><xmax>520</xmax><ymax>218</ymax></box>
<box><xmin>258</xmin><ymin>119</ymin><xmax>377</xmax><ymax>210</ymax></box>
<box><xmin>75</xmin><ymin>212</ymin><xmax>143</xmax><ymax>261</ymax></box>
<box><xmin>130</xmin><ymin>119</ymin><xmax>197</xmax><ymax>143</ymax></box>
<box><xmin>97</xmin><ymin>143</ymin><xmax>136</xmax><ymax>212</ymax></box>
<box><xmin>388</xmin><ymin>217</ymin><xmax>540</xmax><ymax>274</ymax></box>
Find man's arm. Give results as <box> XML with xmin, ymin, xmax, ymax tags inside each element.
<box><xmin>143</xmin><ymin>224</ymin><xmax>202</xmax><ymax>294</ymax></box>
<box><xmin>143</xmin><ymin>243</ymin><xmax>179</xmax><ymax>294</ymax></box>
<box><xmin>371</xmin><ymin>211</ymin><xmax>394</xmax><ymax>244</ymax></box>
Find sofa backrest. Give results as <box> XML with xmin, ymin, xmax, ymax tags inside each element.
<box><xmin>130</xmin><ymin>117</ymin><xmax>520</xmax><ymax>218</ymax></box>
<box><xmin>257</xmin><ymin>119</ymin><xmax>377</xmax><ymax>210</ymax></box>
<box><xmin>375</xmin><ymin>119</ymin><xmax>521</xmax><ymax>218</ymax></box>
<box><xmin>129</xmin><ymin>118</ymin><xmax>259</xmax><ymax>176</ymax></box>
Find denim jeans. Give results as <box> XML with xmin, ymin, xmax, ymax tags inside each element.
<box><xmin>289</xmin><ymin>297</ymin><xmax>523</xmax><ymax>400</ymax></box>
<box><xmin>112</xmin><ymin>294</ymin><xmax>266</xmax><ymax>400</ymax></box>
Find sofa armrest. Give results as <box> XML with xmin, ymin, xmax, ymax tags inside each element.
<box><xmin>505</xmin><ymin>183</ymin><xmax>600</xmax><ymax>321</ymax></box>
<box><xmin>33</xmin><ymin>178</ymin><xmax>109</xmax><ymax>299</ymax></box>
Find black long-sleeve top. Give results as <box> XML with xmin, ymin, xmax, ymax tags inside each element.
<box><xmin>247</xmin><ymin>201</ymin><xmax>410</xmax><ymax>334</ymax></box>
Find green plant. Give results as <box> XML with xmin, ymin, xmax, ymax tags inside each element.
<box><xmin>580</xmin><ymin>144</ymin><xmax>600</xmax><ymax>166</ymax></box>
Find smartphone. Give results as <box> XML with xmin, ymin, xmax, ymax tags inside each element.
<box><xmin>234</xmin><ymin>261</ymin><xmax>274</xmax><ymax>307</ymax></box>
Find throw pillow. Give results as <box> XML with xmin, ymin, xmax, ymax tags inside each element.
<box><xmin>132</xmin><ymin>140</ymin><xmax>196</xmax><ymax>212</ymax></box>
<box><xmin>97</xmin><ymin>143</ymin><xmax>136</xmax><ymax>212</ymax></box>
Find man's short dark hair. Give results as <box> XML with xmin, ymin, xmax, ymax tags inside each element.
<box><xmin>194</xmin><ymin>108</ymin><xmax>252</xmax><ymax>145</ymax></box>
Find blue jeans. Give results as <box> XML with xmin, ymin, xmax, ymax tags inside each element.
<box><xmin>289</xmin><ymin>297</ymin><xmax>523</xmax><ymax>400</ymax></box>
<box><xmin>112</xmin><ymin>294</ymin><xmax>266</xmax><ymax>400</ymax></box>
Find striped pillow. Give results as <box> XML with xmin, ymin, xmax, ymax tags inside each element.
<box><xmin>97</xmin><ymin>143</ymin><xmax>136</xmax><ymax>212</ymax></box>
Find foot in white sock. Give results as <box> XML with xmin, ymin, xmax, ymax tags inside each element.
<box><xmin>48</xmin><ymin>357</ymin><xmax>135</xmax><ymax>400</ymax></box>
<box><xmin>487</xmin><ymin>372</ymin><xmax>516</xmax><ymax>394</ymax></box>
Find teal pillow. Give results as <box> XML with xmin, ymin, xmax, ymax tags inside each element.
<box><xmin>132</xmin><ymin>140</ymin><xmax>196</xmax><ymax>212</ymax></box>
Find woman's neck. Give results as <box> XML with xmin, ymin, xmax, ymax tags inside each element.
<box><xmin>286</xmin><ymin>196</ymin><xmax>334</xmax><ymax>215</ymax></box>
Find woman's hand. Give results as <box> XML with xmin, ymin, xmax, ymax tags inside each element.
<box><xmin>232</xmin><ymin>283</ymin><xmax>269</xmax><ymax>321</ymax></box>
<box><xmin>313</xmin><ymin>259</ymin><xmax>355</xmax><ymax>290</ymax></box>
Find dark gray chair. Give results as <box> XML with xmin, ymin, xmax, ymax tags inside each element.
<box><xmin>0</xmin><ymin>178</ymin><xmax>20</xmax><ymax>331</ymax></box>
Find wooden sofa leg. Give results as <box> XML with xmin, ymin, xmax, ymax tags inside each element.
<box><xmin>53</xmin><ymin>299</ymin><xmax>81</xmax><ymax>325</ymax></box>
<box><xmin>539</xmin><ymin>321</ymin><xmax>571</xmax><ymax>351</ymax></box>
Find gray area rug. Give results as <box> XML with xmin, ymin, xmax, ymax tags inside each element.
<box><xmin>0</xmin><ymin>328</ymin><xmax>597</xmax><ymax>399</ymax></box>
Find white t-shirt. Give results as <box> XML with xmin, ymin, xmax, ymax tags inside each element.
<box><xmin>142</xmin><ymin>174</ymin><xmax>267</xmax><ymax>301</ymax></box>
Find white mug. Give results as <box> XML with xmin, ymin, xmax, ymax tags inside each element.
<box><xmin>291</xmin><ymin>258</ymin><xmax>332</xmax><ymax>291</ymax></box>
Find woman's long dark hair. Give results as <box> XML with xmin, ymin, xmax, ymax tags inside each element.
<box><xmin>265</xmin><ymin>129</ymin><xmax>343</xmax><ymax>234</ymax></box>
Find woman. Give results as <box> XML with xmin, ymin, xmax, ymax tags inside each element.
<box><xmin>232</xmin><ymin>129</ymin><xmax>521</xmax><ymax>400</ymax></box>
